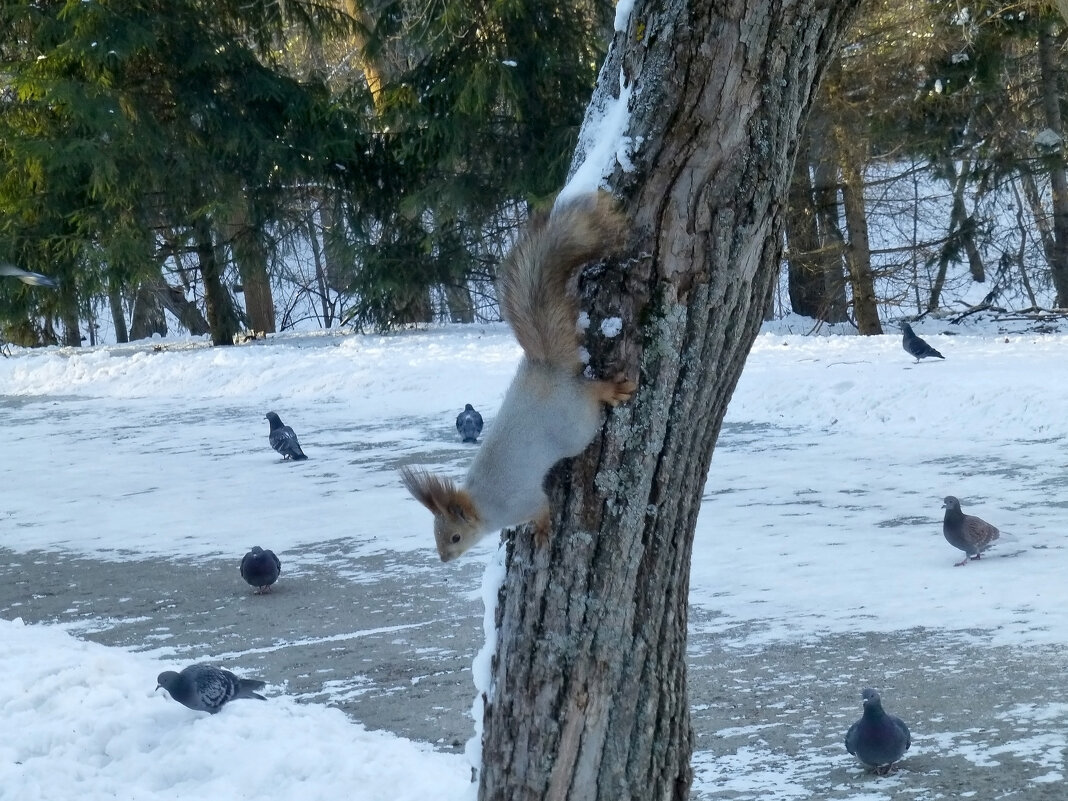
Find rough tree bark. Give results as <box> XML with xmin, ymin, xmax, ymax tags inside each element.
<box><xmin>477</xmin><ymin>2</ymin><xmax>861</xmax><ymax>801</ymax></box>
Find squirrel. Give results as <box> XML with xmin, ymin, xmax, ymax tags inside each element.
<box><xmin>401</xmin><ymin>191</ymin><xmax>636</xmax><ymax>562</ymax></box>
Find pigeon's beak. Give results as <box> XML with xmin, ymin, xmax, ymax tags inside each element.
<box><xmin>154</xmin><ymin>684</ymin><xmax>163</xmax><ymax>692</ymax></box>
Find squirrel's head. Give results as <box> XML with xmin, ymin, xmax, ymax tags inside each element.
<box><xmin>400</xmin><ymin>467</ymin><xmax>483</xmax><ymax>562</ymax></box>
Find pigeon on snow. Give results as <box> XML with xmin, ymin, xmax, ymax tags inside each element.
<box><xmin>240</xmin><ymin>546</ymin><xmax>281</xmax><ymax>593</ymax></box>
<box><xmin>265</xmin><ymin>412</ymin><xmax>308</xmax><ymax>460</ymax></box>
<box><xmin>0</xmin><ymin>262</ymin><xmax>58</xmax><ymax>288</ymax></box>
<box><xmin>845</xmin><ymin>688</ymin><xmax>911</xmax><ymax>774</ymax></box>
<box><xmin>455</xmin><ymin>403</ymin><xmax>484</xmax><ymax>443</ymax></box>
<box><xmin>899</xmin><ymin>322</ymin><xmax>944</xmax><ymax>361</ymax></box>
<box><xmin>942</xmin><ymin>496</ymin><xmax>1000</xmax><ymax>566</ymax></box>
<box><xmin>156</xmin><ymin>664</ymin><xmax>267</xmax><ymax>713</ymax></box>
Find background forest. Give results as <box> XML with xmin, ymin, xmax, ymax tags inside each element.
<box><xmin>1</xmin><ymin>0</ymin><xmax>1066</xmax><ymax>347</ymax></box>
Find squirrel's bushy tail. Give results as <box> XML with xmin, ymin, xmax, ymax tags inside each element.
<box><xmin>498</xmin><ymin>192</ymin><xmax>625</xmax><ymax>367</ymax></box>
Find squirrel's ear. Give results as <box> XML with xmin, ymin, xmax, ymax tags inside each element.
<box><xmin>400</xmin><ymin>467</ymin><xmax>456</xmax><ymax>516</ymax></box>
<box><xmin>446</xmin><ymin>496</ymin><xmax>479</xmax><ymax>524</ymax></box>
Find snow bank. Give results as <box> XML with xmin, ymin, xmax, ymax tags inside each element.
<box><xmin>0</xmin><ymin>618</ymin><xmax>472</xmax><ymax>801</ymax></box>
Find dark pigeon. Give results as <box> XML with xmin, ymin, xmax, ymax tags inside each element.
<box><xmin>155</xmin><ymin>664</ymin><xmax>267</xmax><ymax>714</ymax></box>
<box><xmin>240</xmin><ymin>546</ymin><xmax>281</xmax><ymax>594</ymax></box>
<box><xmin>845</xmin><ymin>688</ymin><xmax>911</xmax><ymax>774</ymax></box>
<box><xmin>0</xmin><ymin>262</ymin><xmax>58</xmax><ymax>288</ymax></box>
<box><xmin>942</xmin><ymin>496</ymin><xmax>1000</xmax><ymax>566</ymax></box>
<box><xmin>265</xmin><ymin>411</ymin><xmax>308</xmax><ymax>460</ymax></box>
<box><xmin>455</xmin><ymin>403</ymin><xmax>484</xmax><ymax>443</ymax></box>
<box><xmin>899</xmin><ymin>322</ymin><xmax>944</xmax><ymax>361</ymax></box>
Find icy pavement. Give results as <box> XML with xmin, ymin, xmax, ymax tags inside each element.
<box><xmin>3</xmin><ymin>325</ymin><xmax>1068</xmax><ymax>798</ymax></box>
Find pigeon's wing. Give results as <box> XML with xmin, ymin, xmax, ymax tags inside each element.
<box><xmin>192</xmin><ymin>666</ymin><xmax>236</xmax><ymax>711</ymax></box>
<box><xmin>240</xmin><ymin>552</ymin><xmax>253</xmax><ymax>580</ymax></box>
<box><xmin>913</xmin><ymin>336</ymin><xmax>942</xmax><ymax>359</ymax></box>
<box><xmin>891</xmin><ymin>716</ymin><xmax>911</xmax><ymax>751</ymax></box>
<box><xmin>265</xmin><ymin>549</ymin><xmax>281</xmax><ymax>573</ymax></box>
<box><xmin>845</xmin><ymin>720</ymin><xmax>860</xmax><ymax>755</ymax></box>
<box><xmin>269</xmin><ymin>427</ymin><xmax>306</xmax><ymax>458</ymax></box>
<box><xmin>963</xmin><ymin>514</ymin><xmax>999</xmax><ymax>548</ymax></box>
<box><xmin>920</xmin><ymin>340</ymin><xmax>944</xmax><ymax>359</ymax></box>
<box><xmin>0</xmin><ymin>263</ymin><xmax>58</xmax><ymax>288</ymax></box>
<box><xmin>280</xmin><ymin>426</ymin><xmax>307</xmax><ymax>458</ymax></box>
<box><xmin>268</xmin><ymin>428</ymin><xmax>286</xmax><ymax>454</ymax></box>
<box><xmin>455</xmin><ymin>412</ymin><xmax>465</xmax><ymax>432</ymax></box>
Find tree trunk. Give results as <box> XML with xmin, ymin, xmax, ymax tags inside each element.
<box><xmin>58</xmin><ymin>287</ymin><xmax>81</xmax><ymax>347</ymax></box>
<box><xmin>130</xmin><ymin>279</ymin><xmax>168</xmax><ymax>340</ymax></box>
<box><xmin>1019</xmin><ymin>169</ymin><xmax>1057</xmax><ymax>265</ymax></box>
<box><xmin>785</xmin><ymin>143</ymin><xmax>825</xmax><ymax>319</ymax></box>
<box><xmin>227</xmin><ymin>206</ymin><xmax>277</xmax><ymax>334</ymax></box>
<box><xmin>785</xmin><ymin>130</ymin><xmax>846</xmax><ymax>323</ymax></box>
<box><xmin>477</xmin><ymin>2</ymin><xmax>861</xmax><ymax>800</ymax></box>
<box><xmin>1036</xmin><ymin>22</ymin><xmax>1068</xmax><ymax>307</ymax></box>
<box><xmin>306</xmin><ymin>208</ymin><xmax>334</xmax><ymax>327</ymax></box>
<box><xmin>808</xmin><ymin>113</ymin><xmax>849</xmax><ymax>322</ymax></box>
<box><xmin>445</xmin><ymin>283</ymin><xmax>475</xmax><ymax>323</ymax></box>
<box><xmin>839</xmin><ymin>149</ymin><xmax>880</xmax><ymax>334</ymax></box>
<box><xmin>108</xmin><ymin>282</ymin><xmax>129</xmax><ymax>343</ymax></box>
<box><xmin>929</xmin><ymin>158</ymin><xmax>984</xmax><ymax>311</ymax></box>
<box><xmin>194</xmin><ymin>217</ymin><xmax>241</xmax><ymax>346</ymax></box>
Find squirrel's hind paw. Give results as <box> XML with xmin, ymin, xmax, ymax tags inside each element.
<box><xmin>594</xmin><ymin>376</ymin><xmax>637</xmax><ymax>407</ymax></box>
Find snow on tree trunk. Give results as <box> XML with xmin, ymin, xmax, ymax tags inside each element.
<box><xmin>477</xmin><ymin>2</ymin><xmax>861</xmax><ymax>800</ymax></box>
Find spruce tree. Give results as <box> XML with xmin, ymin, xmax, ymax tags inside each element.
<box><xmin>0</xmin><ymin>0</ymin><xmax>370</xmax><ymax>345</ymax></box>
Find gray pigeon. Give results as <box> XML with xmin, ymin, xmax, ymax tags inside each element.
<box><xmin>265</xmin><ymin>412</ymin><xmax>308</xmax><ymax>460</ymax></box>
<box><xmin>0</xmin><ymin>262</ymin><xmax>58</xmax><ymax>288</ymax></box>
<box><xmin>240</xmin><ymin>546</ymin><xmax>281</xmax><ymax>593</ymax></box>
<box><xmin>899</xmin><ymin>322</ymin><xmax>944</xmax><ymax>361</ymax></box>
<box><xmin>455</xmin><ymin>403</ymin><xmax>483</xmax><ymax>443</ymax></box>
<box><xmin>845</xmin><ymin>688</ymin><xmax>911</xmax><ymax>774</ymax></box>
<box><xmin>942</xmin><ymin>496</ymin><xmax>1000</xmax><ymax>566</ymax></box>
<box><xmin>155</xmin><ymin>664</ymin><xmax>267</xmax><ymax>713</ymax></box>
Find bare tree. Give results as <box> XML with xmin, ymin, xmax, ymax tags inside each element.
<box><xmin>476</xmin><ymin>2</ymin><xmax>861</xmax><ymax>800</ymax></box>
<box><xmin>1036</xmin><ymin>19</ymin><xmax>1068</xmax><ymax>307</ymax></box>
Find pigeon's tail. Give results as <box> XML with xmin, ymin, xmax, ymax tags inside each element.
<box><xmin>290</xmin><ymin>451</ymin><xmax>309</xmax><ymax>461</ymax></box>
<box><xmin>236</xmin><ymin>678</ymin><xmax>268</xmax><ymax>701</ymax></box>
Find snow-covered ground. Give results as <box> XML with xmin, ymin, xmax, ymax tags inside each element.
<box><xmin>2</xmin><ymin>316</ymin><xmax>1067</xmax><ymax>799</ymax></box>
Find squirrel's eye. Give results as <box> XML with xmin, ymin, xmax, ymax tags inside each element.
<box><xmin>450</xmin><ymin>534</ymin><xmax>461</xmax><ymax>544</ymax></box>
